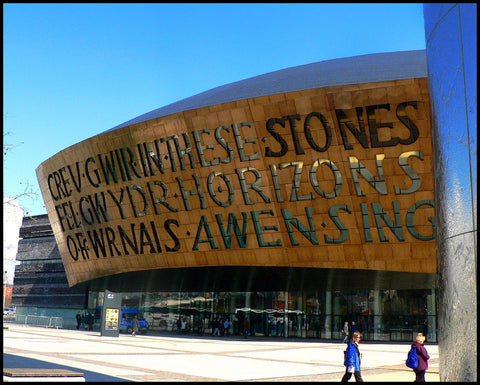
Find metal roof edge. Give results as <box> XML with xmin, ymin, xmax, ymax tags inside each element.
<box><xmin>103</xmin><ymin>49</ymin><xmax>427</xmax><ymax>133</ymax></box>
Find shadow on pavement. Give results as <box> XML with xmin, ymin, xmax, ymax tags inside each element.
<box><xmin>3</xmin><ymin>354</ymin><xmax>131</xmax><ymax>382</ymax></box>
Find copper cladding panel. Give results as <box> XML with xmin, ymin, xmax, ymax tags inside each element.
<box><xmin>36</xmin><ymin>79</ymin><xmax>436</xmax><ymax>286</ymax></box>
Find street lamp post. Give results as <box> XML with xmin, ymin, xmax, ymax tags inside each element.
<box><xmin>3</xmin><ymin>270</ymin><xmax>8</xmax><ymax>316</ymax></box>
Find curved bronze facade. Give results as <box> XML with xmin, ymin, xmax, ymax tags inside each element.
<box><xmin>37</xmin><ymin>73</ymin><xmax>435</xmax><ymax>287</ymax></box>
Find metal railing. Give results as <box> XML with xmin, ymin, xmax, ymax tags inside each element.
<box><xmin>13</xmin><ymin>314</ymin><xmax>64</xmax><ymax>329</ymax></box>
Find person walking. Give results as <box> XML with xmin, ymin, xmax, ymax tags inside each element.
<box><xmin>212</xmin><ymin>318</ymin><xmax>220</xmax><ymax>336</ymax></box>
<box><xmin>342</xmin><ymin>321</ymin><xmax>349</xmax><ymax>343</ymax></box>
<box><xmin>85</xmin><ymin>310</ymin><xmax>94</xmax><ymax>330</ymax></box>
<box><xmin>219</xmin><ymin>318</ymin><xmax>224</xmax><ymax>336</ymax></box>
<box><xmin>341</xmin><ymin>331</ymin><xmax>363</xmax><ymax>382</ymax></box>
<box><xmin>76</xmin><ymin>312</ymin><xmax>82</xmax><ymax>330</ymax></box>
<box><xmin>223</xmin><ymin>318</ymin><xmax>230</xmax><ymax>336</ymax></box>
<box><xmin>351</xmin><ymin>321</ymin><xmax>357</xmax><ymax>335</ymax></box>
<box><xmin>83</xmin><ymin>311</ymin><xmax>89</xmax><ymax>330</ymax></box>
<box><xmin>131</xmin><ymin>314</ymin><xmax>139</xmax><ymax>337</ymax></box>
<box><xmin>411</xmin><ymin>333</ymin><xmax>430</xmax><ymax>382</ymax></box>
<box><xmin>243</xmin><ymin>317</ymin><xmax>250</xmax><ymax>339</ymax></box>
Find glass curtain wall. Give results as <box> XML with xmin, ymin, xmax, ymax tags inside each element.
<box><xmin>87</xmin><ymin>289</ymin><xmax>437</xmax><ymax>342</ymax></box>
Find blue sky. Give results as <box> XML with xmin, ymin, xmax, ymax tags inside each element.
<box><xmin>3</xmin><ymin>3</ymin><xmax>426</xmax><ymax>216</ymax></box>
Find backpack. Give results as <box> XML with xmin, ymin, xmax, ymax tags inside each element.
<box><xmin>406</xmin><ymin>347</ymin><xmax>418</xmax><ymax>369</ymax></box>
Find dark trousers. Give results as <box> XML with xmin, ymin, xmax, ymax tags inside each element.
<box><xmin>341</xmin><ymin>368</ymin><xmax>363</xmax><ymax>382</ymax></box>
<box><xmin>414</xmin><ymin>369</ymin><xmax>426</xmax><ymax>382</ymax></box>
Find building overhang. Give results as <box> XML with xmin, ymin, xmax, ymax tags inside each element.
<box><xmin>36</xmin><ymin>50</ymin><xmax>436</xmax><ymax>287</ymax></box>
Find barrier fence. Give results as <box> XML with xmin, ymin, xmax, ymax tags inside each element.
<box><xmin>7</xmin><ymin>314</ymin><xmax>64</xmax><ymax>329</ymax></box>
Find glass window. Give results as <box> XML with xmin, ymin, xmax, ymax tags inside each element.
<box><xmin>85</xmin><ymin>287</ymin><xmax>436</xmax><ymax>342</ymax></box>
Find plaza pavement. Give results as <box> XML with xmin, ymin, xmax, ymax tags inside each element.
<box><xmin>3</xmin><ymin>323</ymin><xmax>440</xmax><ymax>382</ymax></box>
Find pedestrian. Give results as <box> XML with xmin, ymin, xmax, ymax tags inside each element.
<box><xmin>181</xmin><ymin>318</ymin><xmax>186</xmax><ymax>334</ymax></box>
<box><xmin>342</xmin><ymin>321</ymin><xmax>349</xmax><ymax>343</ymax></box>
<box><xmin>219</xmin><ymin>318</ymin><xmax>225</xmax><ymax>336</ymax></box>
<box><xmin>341</xmin><ymin>331</ymin><xmax>363</xmax><ymax>382</ymax></box>
<box><xmin>213</xmin><ymin>318</ymin><xmax>220</xmax><ymax>336</ymax></box>
<box><xmin>198</xmin><ymin>318</ymin><xmax>203</xmax><ymax>336</ymax></box>
<box><xmin>83</xmin><ymin>311</ymin><xmax>89</xmax><ymax>330</ymax></box>
<box><xmin>243</xmin><ymin>317</ymin><xmax>250</xmax><ymax>339</ymax></box>
<box><xmin>131</xmin><ymin>314</ymin><xmax>139</xmax><ymax>337</ymax></box>
<box><xmin>89</xmin><ymin>311</ymin><xmax>94</xmax><ymax>330</ymax></box>
<box><xmin>411</xmin><ymin>332</ymin><xmax>430</xmax><ymax>382</ymax></box>
<box><xmin>351</xmin><ymin>321</ymin><xmax>357</xmax><ymax>334</ymax></box>
<box><xmin>85</xmin><ymin>311</ymin><xmax>94</xmax><ymax>330</ymax></box>
<box><xmin>223</xmin><ymin>318</ymin><xmax>230</xmax><ymax>336</ymax></box>
<box><xmin>76</xmin><ymin>312</ymin><xmax>82</xmax><ymax>330</ymax></box>
<box><xmin>176</xmin><ymin>317</ymin><xmax>182</xmax><ymax>334</ymax></box>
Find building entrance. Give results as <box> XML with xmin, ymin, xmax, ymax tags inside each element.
<box><xmin>87</xmin><ymin>288</ymin><xmax>437</xmax><ymax>342</ymax></box>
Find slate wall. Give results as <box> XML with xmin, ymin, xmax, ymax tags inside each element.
<box><xmin>11</xmin><ymin>214</ymin><xmax>87</xmax><ymax>309</ymax></box>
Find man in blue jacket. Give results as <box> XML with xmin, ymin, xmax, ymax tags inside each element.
<box><xmin>341</xmin><ymin>331</ymin><xmax>363</xmax><ymax>382</ymax></box>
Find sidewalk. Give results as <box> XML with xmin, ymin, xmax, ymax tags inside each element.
<box><xmin>3</xmin><ymin>324</ymin><xmax>440</xmax><ymax>382</ymax></box>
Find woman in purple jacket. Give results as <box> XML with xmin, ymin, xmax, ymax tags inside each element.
<box><xmin>411</xmin><ymin>333</ymin><xmax>430</xmax><ymax>382</ymax></box>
